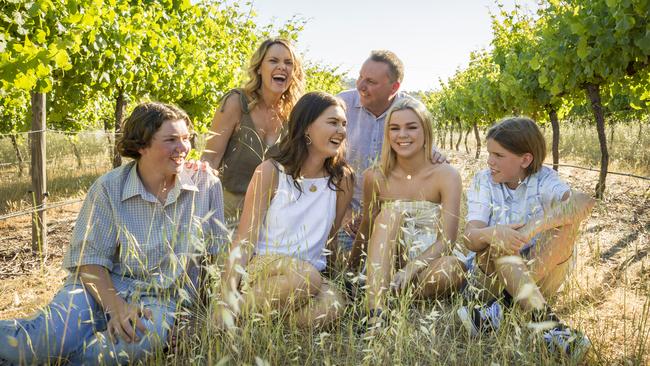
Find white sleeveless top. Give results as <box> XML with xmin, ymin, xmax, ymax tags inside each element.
<box><xmin>255</xmin><ymin>165</ymin><xmax>337</xmax><ymax>271</ymax></box>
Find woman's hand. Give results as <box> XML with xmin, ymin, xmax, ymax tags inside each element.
<box><xmin>106</xmin><ymin>300</ymin><xmax>153</xmax><ymax>344</ymax></box>
<box><xmin>431</xmin><ymin>149</ymin><xmax>449</xmax><ymax>164</ymax></box>
<box><xmin>185</xmin><ymin>159</ymin><xmax>219</xmax><ymax>177</ymax></box>
<box><xmin>491</xmin><ymin>223</ymin><xmax>527</xmax><ymax>255</ymax></box>
<box><xmin>391</xmin><ymin>261</ymin><xmax>424</xmax><ymax>292</ymax></box>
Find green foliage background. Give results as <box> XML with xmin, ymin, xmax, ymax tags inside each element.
<box><xmin>0</xmin><ymin>0</ymin><xmax>345</xmax><ymax>136</ymax></box>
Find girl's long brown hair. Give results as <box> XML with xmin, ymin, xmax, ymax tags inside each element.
<box><xmin>272</xmin><ymin>92</ymin><xmax>353</xmax><ymax>193</ymax></box>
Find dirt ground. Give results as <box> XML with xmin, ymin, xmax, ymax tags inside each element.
<box><xmin>1</xmin><ymin>152</ymin><xmax>649</xmax><ymax>364</ymax></box>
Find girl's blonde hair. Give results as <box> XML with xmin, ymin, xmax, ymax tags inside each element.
<box><xmin>242</xmin><ymin>38</ymin><xmax>305</xmax><ymax>122</ymax></box>
<box><xmin>380</xmin><ymin>98</ymin><xmax>434</xmax><ymax>176</ymax></box>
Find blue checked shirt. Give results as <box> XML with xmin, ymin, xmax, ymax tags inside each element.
<box><xmin>63</xmin><ymin>161</ymin><xmax>226</xmax><ymax>297</ymax></box>
<box><xmin>466</xmin><ymin>166</ymin><xmax>570</xmax><ymax>253</ymax></box>
<box><xmin>338</xmin><ymin>89</ymin><xmax>412</xmax><ymax>211</ymax></box>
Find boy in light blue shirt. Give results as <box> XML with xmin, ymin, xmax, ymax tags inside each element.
<box><xmin>459</xmin><ymin>117</ymin><xmax>595</xmax><ymax>358</ymax></box>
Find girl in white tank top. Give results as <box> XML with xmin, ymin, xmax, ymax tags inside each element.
<box><xmin>216</xmin><ymin>92</ymin><xmax>354</xmax><ymax>329</ymax></box>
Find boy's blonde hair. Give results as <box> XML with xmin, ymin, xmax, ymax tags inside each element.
<box><xmin>380</xmin><ymin>98</ymin><xmax>434</xmax><ymax>176</ymax></box>
<box><xmin>487</xmin><ymin>116</ymin><xmax>546</xmax><ymax>176</ymax></box>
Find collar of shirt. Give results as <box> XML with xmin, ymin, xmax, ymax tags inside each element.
<box><xmin>490</xmin><ymin>171</ymin><xmax>539</xmax><ymax>202</ymax></box>
<box><xmin>352</xmin><ymin>91</ymin><xmax>405</xmax><ymax>121</ymax></box>
<box><xmin>121</xmin><ymin>162</ymin><xmax>199</xmax><ymax>204</ymax></box>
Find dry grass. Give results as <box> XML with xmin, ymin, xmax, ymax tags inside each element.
<box><xmin>0</xmin><ymin>146</ymin><xmax>648</xmax><ymax>365</ymax></box>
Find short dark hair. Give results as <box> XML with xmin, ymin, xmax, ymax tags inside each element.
<box><xmin>487</xmin><ymin>116</ymin><xmax>546</xmax><ymax>176</ymax></box>
<box><xmin>117</xmin><ymin>102</ymin><xmax>192</xmax><ymax>160</ymax></box>
<box><xmin>369</xmin><ymin>50</ymin><xmax>404</xmax><ymax>83</ymax></box>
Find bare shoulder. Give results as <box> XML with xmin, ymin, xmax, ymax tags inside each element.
<box><xmin>363</xmin><ymin>167</ymin><xmax>383</xmax><ymax>181</ymax></box>
<box><xmin>224</xmin><ymin>92</ymin><xmax>244</xmax><ymax>111</ymax></box>
<box><xmin>362</xmin><ymin>167</ymin><xmax>384</xmax><ymax>189</ymax></box>
<box><xmin>255</xmin><ymin>160</ymin><xmax>278</xmax><ymax>177</ymax></box>
<box><xmin>431</xmin><ymin>162</ymin><xmax>461</xmax><ymax>183</ymax></box>
<box><xmin>215</xmin><ymin>93</ymin><xmax>243</xmax><ymax>123</ymax></box>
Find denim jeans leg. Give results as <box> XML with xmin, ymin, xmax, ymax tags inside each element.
<box><xmin>337</xmin><ymin>229</ymin><xmax>354</xmax><ymax>253</ymax></box>
<box><xmin>0</xmin><ymin>282</ymin><xmax>101</xmax><ymax>364</ymax></box>
<box><xmin>71</xmin><ymin>294</ymin><xmax>177</xmax><ymax>365</ymax></box>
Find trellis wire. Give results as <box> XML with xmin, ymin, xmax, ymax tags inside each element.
<box><xmin>0</xmin><ymin>199</ymin><xmax>83</xmax><ymax>221</ymax></box>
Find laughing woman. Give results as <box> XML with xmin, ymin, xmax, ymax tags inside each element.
<box><xmin>202</xmin><ymin>38</ymin><xmax>305</xmax><ymax>226</ymax></box>
<box><xmin>349</xmin><ymin>98</ymin><xmax>465</xmax><ymax>330</ymax></box>
<box><xmin>215</xmin><ymin>92</ymin><xmax>354</xmax><ymax>329</ymax></box>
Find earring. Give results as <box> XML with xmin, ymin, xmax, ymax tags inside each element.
<box><xmin>305</xmin><ymin>134</ymin><xmax>312</xmax><ymax>145</ymax></box>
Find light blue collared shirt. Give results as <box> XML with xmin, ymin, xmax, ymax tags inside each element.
<box><xmin>466</xmin><ymin>166</ymin><xmax>570</xmax><ymax>252</ymax></box>
<box><xmin>338</xmin><ymin>89</ymin><xmax>411</xmax><ymax>210</ymax></box>
<box><xmin>63</xmin><ymin>161</ymin><xmax>226</xmax><ymax>298</ymax></box>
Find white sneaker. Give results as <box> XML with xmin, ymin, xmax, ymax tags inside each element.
<box><xmin>457</xmin><ymin>300</ymin><xmax>503</xmax><ymax>337</ymax></box>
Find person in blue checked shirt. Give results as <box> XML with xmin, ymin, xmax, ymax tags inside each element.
<box><xmin>0</xmin><ymin>102</ymin><xmax>225</xmax><ymax>365</ymax></box>
<box><xmin>458</xmin><ymin>117</ymin><xmax>595</xmax><ymax>357</ymax></box>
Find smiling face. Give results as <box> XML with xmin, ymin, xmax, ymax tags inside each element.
<box><xmin>486</xmin><ymin>138</ymin><xmax>532</xmax><ymax>189</ymax></box>
<box><xmin>388</xmin><ymin>109</ymin><xmax>425</xmax><ymax>159</ymax></box>
<box><xmin>305</xmin><ymin>105</ymin><xmax>347</xmax><ymax>159</ymax></box>
<box><xmin>138</xmin><ymin>119</ymin><xmax>191</xmax><ymax>178</ymax></box>
<box><xmin>356</xmin><ymin>59</ymin><xmax>399</xmax><ymax>116</ymax></box>
<box><xmin>258</xmin><ymin>43</ymin><xmax>294</xmax><ymax>95</ymax></box>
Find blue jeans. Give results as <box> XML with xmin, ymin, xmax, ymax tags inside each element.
<box><xmin>0</xmin><ymin>276</ymin><xmax>177</xmax><ymax>365</ymax></box>
<box><xmin>337</xmin><ymin>229</ymin><xmax>354</xmax><ymax>253</ymax></box>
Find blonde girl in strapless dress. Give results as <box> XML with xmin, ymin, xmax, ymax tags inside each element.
<box><xmin>349</xmin><ymin>98</ymin><xmax>466</xmax><ymax>331</ymax></box>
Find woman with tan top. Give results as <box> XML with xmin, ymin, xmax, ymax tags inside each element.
<box><xmin>202</xmin><ymin>38</ymin><xmax>305</xmax><ymax>225</ymax></box>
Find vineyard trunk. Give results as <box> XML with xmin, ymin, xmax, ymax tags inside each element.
<box><xmin>440</xmin><ymin>121</ymin><xmax>446</xmax><ymax>150</ymax></box>
<box><xmin>586</xmin><ymin>83</ymin><xmax>609</xmax><ymax>199</ymax></box>
<box><xmin>638</xmin><ymin>121</ymin><xmax>643</xmax><ymax>142</ymax></box>
<box><xmin>30</xmin><ymin>91</ymin><xmax>47</xmax><ymax>254</ymax></box>
<box><xmin>473</xmin><ymin>122</ymin><xmax>480</xmax><ymax>159</ymax></box>
<box><xmin>548</xmin><ymin>107</ymin><xmax>560</xmax><ymax>171</ymax></box>
<box><xmin>448</xmin><ymin>121</ymin><xmax>454</xmax><ymax>150</ymax></box>
<box><xmin>10</xmin><ymin>134</ymin><xmax>25</xmax><ymax>177</ymax></box>
<box><xmin>67</xmin><ymin>136</ymin><xmax>83</xmax><ymax>169</ymax></box>
<box><xmin>464</xmin><ymin>127</ymin><xmax>470</xmax><ymax>154</ymax></box>
<box><xmin>113</xmin><ymin>90</ymin><xmax>126</xmax><ymax>168</ymax></box>
<box><xmin>455</xmin><ymin>118</ymin><xmax>462</xmax><ymax>151</ymax></box>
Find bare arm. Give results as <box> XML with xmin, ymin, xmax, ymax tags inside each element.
<box><xmin>464</xmin><ymin>220</ymin><xmax>528</xmax><ymax>255</ymax></box>
<box><xmin>78</xmin><ymin>265</ymin><xmax>151</xmax><ymax>343</ymax></box>
<box><xmin>201</xmin><ymin>93</ymin><xmax>242</xmax><ymax>169</ymax></box>
<box><xmin>218</xmin><ymin>161</ymin><xmax>277</xmax><ymax>318</ymax></box>
<box><xmin>348</xmin><ymin>169</ymin><xmax>378</xmax><ymax>271</ymax></box>
<box><xmin>326</xmin><ymin>172</ymin><xmax>355</xmax><ymax>271</ymax></box>
<box><xmin>519</xmin><ymin>190</ymin><xmax>595</xmax><ymax>242</ymax></box>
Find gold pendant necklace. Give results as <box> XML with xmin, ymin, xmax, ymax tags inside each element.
<box><xmin>309</xmin><ymin>183</ymin><xmax>317</xmax><ymax>192</ymax></box>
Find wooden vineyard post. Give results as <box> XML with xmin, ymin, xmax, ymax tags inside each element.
<box><xmin>30</xmin><ymin>91</ymin><xmax>47</xmax><ymax>254</ymax></box>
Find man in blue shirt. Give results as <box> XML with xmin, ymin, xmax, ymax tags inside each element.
<box><xmin>337</xmin><ymin>50</ymin><xmax>443</xmax><ymax>252</ymax></box>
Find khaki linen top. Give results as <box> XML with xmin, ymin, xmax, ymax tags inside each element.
<box><xmin>220</xmin><ymin>89</ymin><xmax>284</xmax><ymax>194</ymax></box>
